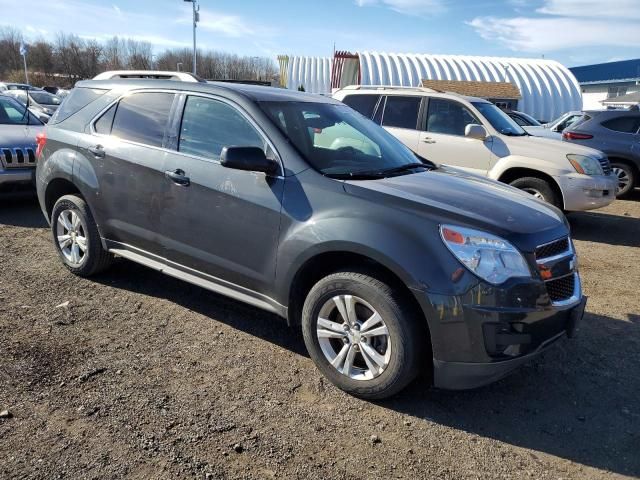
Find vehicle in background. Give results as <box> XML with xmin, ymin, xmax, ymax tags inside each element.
<box><xmin>504</xmin><ymin>110</ymin><xmax>563</xmax><ymax>139</ymax></box>
<box><xmin>0</xmin><ymin>82</ymin><xmax>41</xmax><ymax>92</ymax></box>
<box><xmin>37</xmin><ymin>79</ymin><xmax>585</xmax><ymax>398</ymax></box>
<box><xmin>1</xmin><ymin>92</ymin><xmax>51</xmax><ymax>123</ymax></box>
<box><xmin>3</xmin><ymin>89</ymin><xmax>62</xmax><ymax>117</ymax></box>
<box><xmin>333</xmin><ymin>86</ymin><xmax>616</xmax><ymax>211</ymax></box>
<box><xmin>0</xmin><ymin>95</ymin><xmax>44</xmax><ymax>191</ymax></box>
<box><xmin>562</xmin><ymin>108</ymin><xmax>640</xmax><ymax>197</ymax></box>
<box><xmin>43</xmin><ymin>86</ymin><xmax>70</xmax><ymax>98</ymax></box>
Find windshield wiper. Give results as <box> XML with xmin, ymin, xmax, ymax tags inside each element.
<box><xmin>324</xmin><ymin>172</ymin><xmax>386</xmax><ymax>180</ymax></box>
<box><xmin>375</xmin><ymin>162</ymin><xmax>429</xmax><ymax>175</ymax></box>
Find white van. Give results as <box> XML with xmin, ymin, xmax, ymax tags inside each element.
<box><xmin>333</xmin><ymin>86</ymin><xmax>616</xmax><ymax>211</ymax></box>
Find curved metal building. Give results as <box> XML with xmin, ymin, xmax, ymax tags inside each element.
<box><xmin>279</xmin><ymin>52</ymin><xmax>582</xmax><ymax>121</ymax></box>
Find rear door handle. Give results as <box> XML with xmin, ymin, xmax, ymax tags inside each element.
<box><xmin>165</xmin><ymin>169</ymin><xmax>190</xmax><ymax>186</ymax></box>
<box><xmin>88</xmin><ymin>145</ymin><xmax>105</xmax><ymax>158</ymax></box>
<box><xmin>422</xmin><ymin>138</ymin><xmax>436</xmax><ymax>144</ymax></box>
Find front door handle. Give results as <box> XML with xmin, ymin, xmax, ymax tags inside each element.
<box><xmin>165</xmin><ymin>169</ymin><xmax>190</xmax><ymax>186</ymax></box>
<box><xmin>422</xmin><ymin>137</ymin><xmax>436</xmax><ymax>144</ymax></box>
<box><xmin>88</xmin><ymin>145</ymin><xmax>105</xmax><ymax>158</ymax></box>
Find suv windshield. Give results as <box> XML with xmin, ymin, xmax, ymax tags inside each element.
<box><xmin>260</xmin><ymin>101</ymin><xmax>430</xmax><ymax>178</ymax></box>
<box><xmin>473</xmin><ymin>102</ymin><xmax>527</xmax><ymax>136</ymax></box>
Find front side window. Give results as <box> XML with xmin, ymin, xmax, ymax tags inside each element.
<box><xmin>381</xmin><ymin>96</ymin><xmax>421</xmax><ymax>130</ymax></box>
<box><xmin>601</xmin><ymin>116</ymin><xmax>640</xmax><ymax>134</ymax></box>
<box><xmin>341</xmin><ymin>94</ymin><xmax>380</xmax><ymax>119</ymax></box>
<box><xmin>471</xmin><ymin>102</ymin><xmax>526</xmax><ymax>136</ymax></box>
<box><xmin>111</xmin><ymin>92</ymin><xmax>175</xmax><ymax>147</ymax></box>
<box><xmin>427</xmin><ymin>98</ymin><xmax>481</xmax><ymax>136</ymax></box>
<box><xmin>260</xmin><ymin>101</ymin><xmax>428</xmax><ymax>178</ymax></box>
<box><xmin>178</xmin><ymin>96</ymin><xmax>265</xmax><ymax>160</ymax></box>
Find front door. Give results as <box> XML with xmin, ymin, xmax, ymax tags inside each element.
<box><xmin>161</xmin><ymin>94</ymin><xmax>284</xmax><ymax>294</ymax></box>
<box><xmin>417</xmin><ymin>97</ymin><xmax>493</xmax><ymax>176</ymax></box>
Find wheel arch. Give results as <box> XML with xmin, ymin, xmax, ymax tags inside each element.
<box><xmin>497</xmin><ymin>167</ymin><xmax>564</xmax><ymax>208</ymax></box>
<box><xmin>608</xmin><ymin>156</ymin><xmax>639</xmax><ymax>185</ymax></box>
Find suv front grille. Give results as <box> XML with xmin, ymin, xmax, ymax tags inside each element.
<box><xmin>546</xmin><ymin>274</ymin><xmax>576</xmax><ymax>302</ymax></box>
<box><xmin>535</xmin><ymin>237</ymin><xmax>569</xmax><ymax>259</ymax></box>
<box><xmin>598</xmin><ymin>157</ymin><xmax>612</xmax><ymax>175</ymax></box>
<box><xmin>1</xmin><ymin>147</ymin><xmax>37</xmax><ymax>169</ymax></box>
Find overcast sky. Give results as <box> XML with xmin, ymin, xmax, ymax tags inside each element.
<box><xmin>3</xmin><ymin>0</ymin><xmax>639</xmax><ymax>67</ymax></box>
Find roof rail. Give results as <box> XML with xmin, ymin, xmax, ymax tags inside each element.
<box><xmin>339</xmin><ymin>84</ymin><xmax>438</xmax><ymax>93</ymax></box>
<box><xmin>92</xmin><ymin>70</ymin><xmax>206</xmax><ymax>83</ymax></box>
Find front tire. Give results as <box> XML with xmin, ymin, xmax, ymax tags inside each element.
<box><xmin>51</xmin><ymin>194</ymin><xmax>113</xmax><ymax>276</ymax></box>
<box><xmin>301</xmin><ymin>272</ymin><xmax>423</xmax><ymax>399</ymax></box>
<box><xmin>610</xmin><ymin>162</ymin><xmax>635</xmax><ymax>198</ymax></box>
<box><xmin>509</xmin><ymin>176</ymin><xmax>561</xmax><ymax>208</ymax></box>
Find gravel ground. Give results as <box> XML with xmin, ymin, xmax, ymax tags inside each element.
<box><xmin>1</xmin><ymin>192</ymin><xmax>639</xmax><ymax>480</ymax></box>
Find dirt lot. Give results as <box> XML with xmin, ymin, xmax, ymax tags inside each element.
<box><xmin>1</xmin><ymin>191</ymin><xmax>639</xmax><ymax>480</ymax></box>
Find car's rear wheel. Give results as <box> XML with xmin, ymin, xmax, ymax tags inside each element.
<box><xmin>509</xmin><ymin>177</ymin><xmax>561</xmax><ymax>208</ymax></box>
<box><xmin>51</xmin><ymin>195</ymin><xmax>113</xmax><ymax>276</ymax></box>
<box><xmin>610</xmin><ymin>162</ymin><xmax>635</xmax><ymax>198</ymax></box>
<box><xmin>301</xmin><ymin>271</ymin><xmax>423</xmax><ymax>399</ymax></box>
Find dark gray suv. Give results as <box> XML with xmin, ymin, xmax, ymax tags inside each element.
<box><xmin>36</xmin><ymin>79</ymin><xmax>586</xmax><ymax>399</ymax></box>
<box><xmin>563</xmin><ymin>108</ymin><xmax>640</xmax><ymax>197</ymax></box>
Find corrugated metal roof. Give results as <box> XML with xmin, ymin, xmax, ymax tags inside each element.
<box><xmin>569</xmin><ymin>59</ymin><xmax>640</xmax><ymax>84</ymax></box>
<box><xmin>421</xmin><ymin>79</ymin><xmax>521</xmax><ymax>99</ymax></box>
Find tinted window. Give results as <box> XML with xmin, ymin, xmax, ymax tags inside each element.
<box><xmin>342</xmin><ymin>94</ymin><xmax>380</xmax><ymax>119</ymax></box>
<box><xmin>381</xmin><ymin>96</ymin><xmax>421</xmax><ymax>129</ymax></box>
<box><xmin>94</xmin><ymin>104</ymin><xmax>116</xmax><ymax>134</ymax></box>
<box><xmin>428</xmin><ymin>99</ymin><xmax>481</xmax><ymax>136</ymax></box>
<box><xmin>111</xmin><ymin>92</ymin><xmax>175</xmax><ymax>147</ymax></box>
<box><xmin>0</xmin><ymin>96</ymin><xmax>30</xmax><ymax>125</ymax></box>
<box><xmin>179</xmin><ymin>96</ymin><xmax>265</xmax><ymax>160</ymax></box>
<box><xmin>601</xmin><ymin>116</ymin><xmax>640</xmax><ymax>134</ymax></box>
<box><xmin>50</xmin><ymin>87</ymin><xmax>107</xmax><ymax>124</ymax></box>
<box><xmin>30</xmin><ymin>91</ymin><xmax>61</xmax><ymax>105</ymax></box>
<box><xmin>509</xmin><ymin>114</ymin><xmax>528</xmax><ymax>126</ymax></box>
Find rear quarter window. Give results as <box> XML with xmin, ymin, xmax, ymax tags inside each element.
<box><xmin>49</xmin><ymin>87</ymin><xmax>107</xmax><ymax>124</ymax></box>
<box><xmin>341</xmin><ymin>94</ymin><xmax>381</xmax><ymax>119</ymax></box>
<box><xmin>601</xmin><ymin>116</ymin><xmax>640</xmax><ymax>134</ymax></box>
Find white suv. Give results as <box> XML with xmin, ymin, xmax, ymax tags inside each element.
<box><xmin>333</xmin><ymin>86</ymin><xmax>617</xmax><ymax>211</ymax></box>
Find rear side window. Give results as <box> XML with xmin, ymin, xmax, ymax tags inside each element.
<box><xmin>94</xmin><ymin>104</ymin><xmax>116</xmax><ymax>134</ymax></box>
<box><xmin>49</xmin><ymin>87</ymin><xmax>106</xmax><ymax>124</ymax></box>
<box><xmin>341</xmin><ymin>94</ymin><xmax>380</xmax><ymax>119</ymax></box>
<box><xmin>178</xmin><ymin>96</ymin><xmax>265</xmax><ymax>160</ymax></box>
<box><xmin>601</xmin><ymin>116</ymin><xmax>640</xmax><ymax>134</ymax></box>
<box><xmin>111</xmin><ymin>92</ymin><xmax>175</xmax><ymax>147</ymax></box>
<box><xmin>381</xmin><ymin>96</ymin><xmax>421</xmax><ymax>130</ymax></box>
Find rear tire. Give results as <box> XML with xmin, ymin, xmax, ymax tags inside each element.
<box><xmin>51</xmin><ymin>195</ymin><xmax>113</xmax><ymax>277</ymax></box>
<box><xmin>610</xmin><ymin>162</ymin><xmax>635</xmax><ymax>198</ymax></box>
<box><xmin>301</xmin><ymin>271</ymin><xmax>423</xmax><ymax>400</ymax></box>
<box><xmin>509</xmin><ymin>177</ymin><xmax>561</xmax><ymax>208</ymax></box>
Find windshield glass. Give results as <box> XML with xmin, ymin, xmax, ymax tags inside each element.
<box><xmin>260</xmin><ymin>101</ymin><xmax>430</xmax><ymax>178</ymax></box>
<box><xmin>473</xmin><ymin>102</ymin><xmax>527</xmax><ymax>136</ymax></box>
<box><xmin>0</xmin><ymin>95</ymin><xmax>32</xmax><ymax>125</ymax></box>
<box><xmin>517</xmin><ymin>111</ymin><xmax>541</xmax><ymax>126</ymax></box>
<box><xmin>30</xmin><ymin>91</ymin><xmax>61</xmax><ymax>105</ymax></box>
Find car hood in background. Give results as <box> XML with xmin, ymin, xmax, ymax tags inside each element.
<box><xmin>522</xmin><ymin>125</ymin><xmax>561</xmax><ymax>140</ymax></box>
<box><xmin>0</xmin><ymin>124</ymin><xmax>43</xmax><ymax>149</ymax></box>
<box><xmin>501</xmin><ymin>133</ymin><xmax>604</xmax><ymax>159</ymax></box>
<box><xmin>345</xmin><ymin>167</ymin><xmax>567</xmax><ymax>252</ymax></box>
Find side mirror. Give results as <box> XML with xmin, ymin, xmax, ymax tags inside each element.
<box><xmin>220</xmin><ymin>146</ymin><xmax>277</xmax><ymax>174</ymax></box>
<box><xmin>465</xmin><ymin>124</ymin><xmax>487</xmax><ymax>140</ymax></box>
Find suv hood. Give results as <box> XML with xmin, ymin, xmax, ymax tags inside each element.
<box><xmin>502</xmin><ymin>133</ymin><xmax>603</xmax><ymax>159</ymax></box>
<box><xmin>345</xmin><ymin>167</ymin><xmax>567</xmax><ymax>252</ymax></box>
<box><xmin>0</xmin><ymin>124</ymin><xmax>42</xmax><ymax>149</ymax></box>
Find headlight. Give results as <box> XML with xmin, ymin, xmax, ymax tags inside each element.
<box><xmin>440</xmin><ymin>225</ymin><xmax>531</xmax><ymax>285</ymax></box>
<box><xmin>567</xmin><ymin>154</ymin><xmax>603</xmax><ymax>176</ymax></box>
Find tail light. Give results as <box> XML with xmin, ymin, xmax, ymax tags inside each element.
<box><xmin>35</xmin><ymin>132</ymin><xmax>47</xmax><ymax>159</ymax></box>
<box><xmin>563</xmin><ymin>131</ymin><xmax>593</xmax><ymax>140</ymax></box>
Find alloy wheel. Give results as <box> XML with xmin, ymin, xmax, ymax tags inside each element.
<box><xmin>56</xmin><ymin>209</ymin><xmax>88</xmax><ymax>266</ymax></box>
<box><xmin>612</xmin><ymin>166</ymin><xmax>631</xmax><ymax>195</ymax></box>
<box><xmin>522</xmin><ymin>187</ymin><xmax>545</xmax><ymax>201</ymax></box>
<box><xmin>316</xmin><ymin>294</ymin><xmax>391</xmax><ymax>381</ymax></box>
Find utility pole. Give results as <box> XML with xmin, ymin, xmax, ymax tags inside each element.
<box><xmin>183</xmin><ymin>0</ymin><xmax>199</xmax><ymax>74</ymax></box>
<box><xmin>20</xmin><ymin>42</ymin><xmax>29</xmax><ymax>84</ymax></box>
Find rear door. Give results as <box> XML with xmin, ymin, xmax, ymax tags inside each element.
<box><xmin>160</xmin><ymin>94</ymin><xmax>285</xmax><ymax>293</ymax></box>
<box><xmin>417</xmin><ymin>97</ymin><xmax>492</xmax><ymax>175</ymax></box>
<box><xmin>377</xmin><ymin>95</ymin><xmax>422</xmax><ymax>152</ymax></box>
<box><xmin>77</xmin><ymin>91</ymin><xmax>177</xmax><ymax>257</ymax></box>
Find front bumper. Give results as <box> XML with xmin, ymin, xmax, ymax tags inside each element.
<box><xmin>556</xmin><ymin>173</ymin><xmax>617</xmax><ymax>211</ymax></box>
<box><xmin>0</xmin><ymin>168</ymin><xmax>36</xmax><ymax>188</ymax></box>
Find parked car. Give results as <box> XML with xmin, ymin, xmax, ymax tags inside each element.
<box><xmin>37</xmin><ymin>78</ymin><xmax>586</xmax><ymax>399</ymax></box>
<box><xmin>505</xmin><ymin>110</ymin><xmax>541</xmax><ymax>127</ymax></box>
<box><xmin>0</xmin><ymin>95</ymin><xmax>44</xmax><ymax>191</ymax></box>
<box><xmin>42</xmin><ymin>86</ymin><xmax>70</xmax><ymax>98</ymax></box>
<box><xmin>562</xmin><ymin>108</ymin><xmax>640</xmax><ymax>197</ymax></box>
<box><xmin>520</xmin><ymin>111</ymin><xmax>585</xmax><ymax>140</ymax></box>
<box><xmin>4</xmin><ymin>89</ymin><xmax>63</xmax><ymax>117</ymax></box>
<box><xmin>0</xmin><ymin>82</ymin><xmax>39</xmax><ymax>92</ymax></box>
<box><xmin>333</xmin><ymin>86</ymin><xmax>616</xmax><ymax>211</ymax></box>
<box><xmin>1</xmin><ymin>92</ymin><xmax>51</xmax><ymax>123</ymax></box>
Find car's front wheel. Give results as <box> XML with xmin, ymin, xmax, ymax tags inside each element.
<box><xmin>610</xmin><ymin>162</ymin><xmax>635</xmax><ymax>198</ymax></box>
<box><xmin>301</xmin><ymin>271</ymin><xmax>423</xmax><ymax>399</ymax></box>
<box><xmin>509</xmin><ymin>177</ymin><xmax>561</xmax><ymax>208</ymax></box>
<box><xmin>51</xmin><ymin>194</ymin><xmax>113</xmax><ymax>276</ymax></box>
